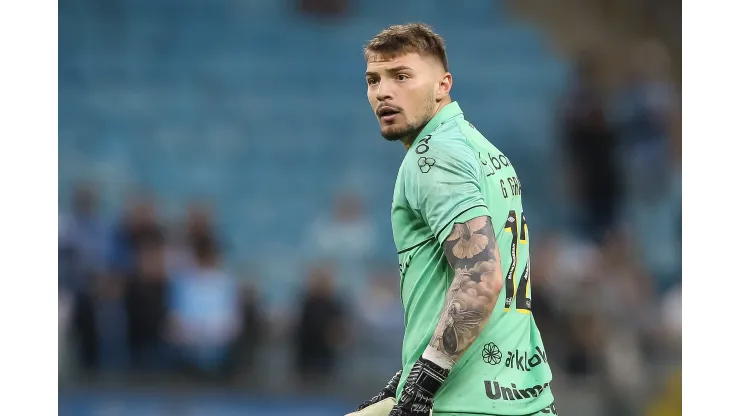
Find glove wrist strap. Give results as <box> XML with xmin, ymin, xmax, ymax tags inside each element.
<box><xmin>410</xmin><ymin>357</ymin><xmax>449</xmax><ymax>396</ymax></box>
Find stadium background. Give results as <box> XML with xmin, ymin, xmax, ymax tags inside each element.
<box><xmin>58</xmin><ymin>0</ymin><xmax>681</xmax><ymax>414</ymax></box>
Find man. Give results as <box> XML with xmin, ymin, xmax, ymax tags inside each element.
<box><xmin>350</xmin><ymin>24</ymin><xmax>555</xmax><ymax>416</ymax></box>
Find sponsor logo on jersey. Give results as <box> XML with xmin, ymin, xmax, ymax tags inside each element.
<box><xmin>481</xmin><ymin>344</ymin><xmax>548</xmax><ymax>372</ymax></box>
<box><xmin>417</xmin><ymin>157</ymin><xmax>436</xmax><ymax>173</ymax></box>
<box><xmin>504</xmin><ymin>346</ymin><xmax>548</xmax><ymax>372</ymax></box>
<box><xmin>482</xmin><ymin>342</ymin><xmax>502</xmax><ymax>365</ymax></box>
<box><xmin>483</xmin><ymin>380</ymin><xmax>551</xmax><ymax>402</ymax></box>
<box><xmin>478</xmin><ymin>151</ymin><xmax>511</xmax><ymax>177</ymax></box>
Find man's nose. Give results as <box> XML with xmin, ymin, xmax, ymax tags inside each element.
<box><xmin>375</xmin><ymin>80</ymin><xmax>393</xmax><ymax>102</ymax></box>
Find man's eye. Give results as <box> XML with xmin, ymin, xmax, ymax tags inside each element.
<box><xmin>367</xmin><ymin>78</ymin><xmax>378</xmax><ymax>85</ymax></box>
<box><xmin>397</xmin><ymin>74</ymin><xmax>409</xmax><ymax>81</ymax></box>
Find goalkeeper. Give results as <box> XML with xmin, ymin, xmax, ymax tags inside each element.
<box><xmin>349</xmin><ymin>23</ymin><xmax>556</xmax><ymax>416</ymax></box>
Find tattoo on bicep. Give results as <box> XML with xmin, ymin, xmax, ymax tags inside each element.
<box><xmin>429</xmin><ymin>216</ymin><xmax>503</xmax><ymax>362</ymax></box>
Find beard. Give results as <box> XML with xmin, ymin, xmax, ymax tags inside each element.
<box><xmin>380</xmin><ymin>119</ymin><xmax>424</xmax><ymax>142</ymax></box>
<box><xmin>380</xmin><ymin>94</ymin><xmax>436</xmax><ymax>143</ymax></box>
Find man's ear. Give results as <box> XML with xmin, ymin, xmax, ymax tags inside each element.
<box><xmin>437</xmin><ymin>72</ymin><xmax>453</xmax><ymax>100</ymax></box>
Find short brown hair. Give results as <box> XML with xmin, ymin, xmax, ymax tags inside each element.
<box><xmin>364</xmin><ymin>23</ymin><xmax>449</xmax><ymax>72</ymax></box>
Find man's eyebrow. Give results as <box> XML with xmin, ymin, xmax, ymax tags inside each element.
<box><xmin>365</xmin><ymin>66</ymin><xmax>415</xmax><ymax>77</ymax></box>
<box><xmin>387</xmin><ymin>65</ymin><xmax>414</xmax><ymax>73</ymax></box>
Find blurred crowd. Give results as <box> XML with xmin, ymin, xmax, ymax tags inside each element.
<box><xmin>58</xmin><ymin>185</ymin><xmax>408</xmax><ymax>394</ymax></box>
<box><xmin>545</xmin><ymin>36</ymin><xmax>681</xmax><ymax>415</ymax></box>
<box><xmin>59</xmin><ymin>190</ymin><xmax>260</xmax><ymax>381</ymax></box>
<box><xmin>58</xmin><ymin>187</ymin><xmax>370</xmax><ymax>387</ymax></box>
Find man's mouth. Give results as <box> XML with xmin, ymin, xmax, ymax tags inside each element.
<box><xmin>377</xmin><ymin>106</ymin><xmax>401</xmax><ymax>122</ymax></box>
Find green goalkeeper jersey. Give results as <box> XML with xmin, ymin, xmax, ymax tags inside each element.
<box><xmin>392</xmin><ymin>102</ymin><xmax>553</xmax><ymax>415</ymax></box>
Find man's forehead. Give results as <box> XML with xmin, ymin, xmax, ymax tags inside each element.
<box><xmin>365</xmin><ymin>53</ymin><xmax>428</xmax><ymax>72</ymax></box>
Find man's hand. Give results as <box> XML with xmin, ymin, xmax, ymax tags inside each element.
<box><xmin>388</xmin><ymin>357</ymin><xmax>449</xmax><ymax>416</ymax></box>
<box><xmin>356</xmin><ymin>369</ymin><xmax>402</xmax><ymax>411</ymax></box>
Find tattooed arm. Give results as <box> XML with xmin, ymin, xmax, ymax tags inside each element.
<box><xmin>427</xmin><ymin>215</ymin><xmax>503</xmax><ymax>365</ymax></box>
<box><xmin>390</xmin><ymin>216</ymin><xmax>503</xmax><ymax>416</ymax></box>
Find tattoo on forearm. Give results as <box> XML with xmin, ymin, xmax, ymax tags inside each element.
<box><xmin>429</xmin><ymin>216</ymin><xmax>503</xmax><ymax>363</ymax></box>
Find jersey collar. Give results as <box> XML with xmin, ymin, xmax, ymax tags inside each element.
<box><xmin>410</xmin><ymin>101</ymin><xmax>463</xmax><ymax>149</ymax></box>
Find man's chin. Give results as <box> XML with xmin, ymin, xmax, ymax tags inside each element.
<box><xmin>380</xmin><ymin>126</ymin><xmax>412</xmax><ymax>142</ymax></box>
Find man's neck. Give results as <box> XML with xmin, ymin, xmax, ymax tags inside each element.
<box><xmin>401</xmin><ymin>129</ymin><xmax>423</xmax><ymax>151</ymax></box>
<box><xmin>402</xmin><ymin>98</ymin><xmax>452</xmax><ymax>151</ymax></box>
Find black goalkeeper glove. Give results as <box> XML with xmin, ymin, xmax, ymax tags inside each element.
<box><xmin>389</xmin><ymin>357</ymin><xmax>450</xmax><ymax>416</ymax></box>
<box><xmin>356</xmin><ymin>369</ymin><xmax>403</xmax><ymax>411</ymax></box>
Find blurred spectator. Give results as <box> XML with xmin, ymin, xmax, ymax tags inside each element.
<box><xmin>59</xmin><ymin>290</ymin><xmax>75</xmax><ymax>384</ymax></box>
<box><xmin>166</xmin><ymin>202</ymin><xmax>219</xmax><ymax>273</ymax></box>
<box><xmin>594</xmin><ymin>231</ymin><xmax>654</xmax><ymax>329</ymax></box>
<box><xmin>294</xmin><ymin>263</ymin><xmax>349</xmax><ymax>385</ymax></box>
<box><xmin>225</xmin><ymin>281</ymin><xmax>267</xmax><ymax>382</ymax></box>
<box><xmin>593</xmin><ymin>231</ymin><xmax>653</xmax><ymax>414</ymax></box>
<box><xmin>58</xmin><ymin>183</ymin><xmax>108</xmax><ymax>293</ymax></box>
<box><xmin>530</xmin><ymin>232</ymin><xmax>604</xmax><ymax>378</ymax></box>
<box><xmin>354</xmin><ymin>267</ymin><xmax>405</xmax><ymax>377</ymax></box>
<box><xmin>168</xmin><ymin>237</ymin><xmax>241</xmax><ymax>378</ymax></box>
<box><xmin>108</xmin><ymin>195</ymin><xmax>165</xmax><ymax>275</ymax></box>
<box><xmin>560</xmin><ymin>51</ymin><xmax>623</xmax><ymax>242</ymax></box>
<box><xmin>614</xmin><ymin>38</ymin><xmax>681</xmax><ymax>200</ymax></box>
<box><xmin>305</xmin><ymin>192</ymin><xmax>378</xmax><ymax>266</ymax></box>
<box><xmin>72</xmin><ymin>271</ymin><xmax>128</xmax><ymax>375</ymax></box>
<box><xmin>186</xmin><ymin>203</ymin><xmax>218</xmax><ymax>251</ymax></box>
<box><xmin>528</xmin><ymin>234</ymin><xmax>571</xmax><ymax>365</ymax></box>
<box><xmin>125</xmin><ymin>240</ymin><xmax>171</xmax><ymax>372</ymax></box>
<box><xmin>537</xmin><ymin>233</ymin><xmax>602</xmax><ymax>314</ymax></box>
<box><xmin>356</xmin><ymin>267</ymin><xmax>404</xmax><ymax>352</ymax></box>
<box><xmin>71</xmin><ymin>283</ymin><xmax>97</xmax><ymax>374</ymax></box>
<box><xmin>613</xmin><ymin>39</ymin><xmax>682</xmax><ymax>294</ymax></box>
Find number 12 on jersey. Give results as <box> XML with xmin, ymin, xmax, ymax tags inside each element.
<box><xmin>503</xmin><ymin>210</ymin><xmax>531</xmax><ymax>314</ymax></box>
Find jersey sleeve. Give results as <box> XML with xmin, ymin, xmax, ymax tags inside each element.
<box><xmin>404</xmin><ymin>136</ymin><xmax>490</xmax><ymax>244</ymax></box>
